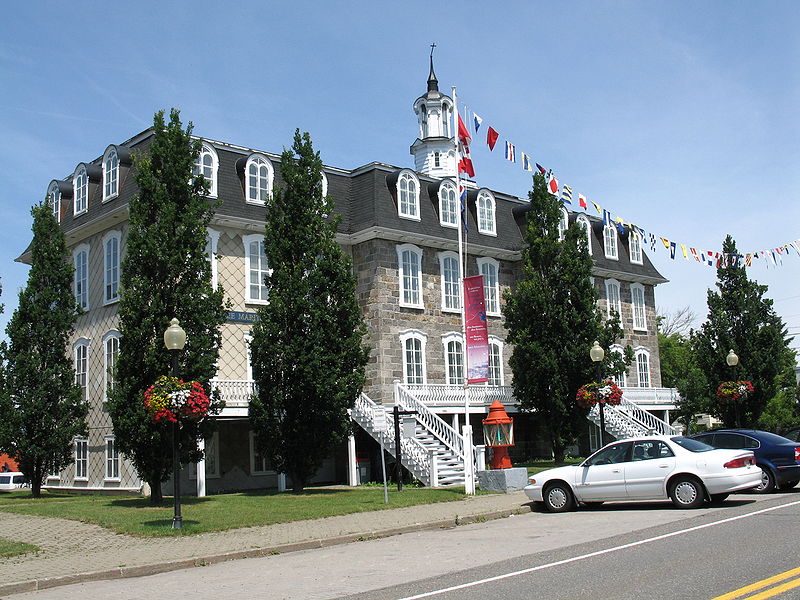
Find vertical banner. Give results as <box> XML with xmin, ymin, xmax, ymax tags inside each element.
<box><xmin>463</xmin><ymin>275</ymin><xmax>489</xmax><ymax>383</ymax></box>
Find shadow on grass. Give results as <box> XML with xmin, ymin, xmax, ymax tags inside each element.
<box><xmin>109</xmin><ymin>496</ymin><xmax>215</xmax><ymax>508</ymax></box>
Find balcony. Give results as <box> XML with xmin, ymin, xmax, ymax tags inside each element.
<box><xmin>619</xmin><ymin>387</ymin><xmax>680</xmax><ymax>410</ymax></box>
<box><xmin>210</xmin><ymin>379</ymin><xmax>254</xmax><ymax>416</ymax></box>
<box><xmin>403</xmin><ymin>384</ymin><xmax>515</xmax><ymax>412</ymax></box>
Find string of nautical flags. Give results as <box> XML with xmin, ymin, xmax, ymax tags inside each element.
<box><xmin>462</xmin><ymin>104</ymin><xmax>798</xmax><ymax>270</ymax></box>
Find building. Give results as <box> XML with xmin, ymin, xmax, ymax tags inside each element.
<box><xmin>20</xmin><ymin>61</ymin><xmax>677</xmax><ymax>494</ymax></box>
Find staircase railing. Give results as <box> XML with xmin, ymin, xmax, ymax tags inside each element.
<box><xmin>394</xmin><ymin>382</ymin><xmax>464</xmax><ymax>460</ymax></box>
<box><xmin>588</xmin><ymin>393</ymin><xmax>679</xmax><ymax>439</ymax></box>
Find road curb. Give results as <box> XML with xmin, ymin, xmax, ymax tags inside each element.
<box><xmin>0</xmin><ymin>504</ymin><xmax>529</xmax><ymax>597</ymax></box>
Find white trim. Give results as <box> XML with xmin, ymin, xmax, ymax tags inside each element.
<box><xmin>102</xmin><ymin>230</ymin><xmax>121</xmax><ymax>305</ymax></box>
<box><xmin>397</xmin><ymin>170</ymin><xmax>420</xmax><ymax>221</ymax></box>
<box><xmin>557</xmin><ymin>207</ymin><xmax>569</xmax><ymax>241</ymax></box>
<box><xmin>609</xmin><ymin>344</ymin><xmax>627</xmax><ymax>387</ymax></box>
<box><xmin>73</xmin><ymin>244</ymin><xmax>90</xmax><ymax>311</ymax></box>
<box><xmin>73</xmin><ymin>338</ymin><xmax>90</xmax><ymax>403</ymax></box>
<box><xmin>245</xmin><ymin>153</ymin><xmax>273</xmax><ymax>205</ymax></box>
<box><xmin>605</xmin><ymin>278</ymin><xmax>622</xmax><ymax>319</ymax></box>
<box><xmin>629</xmin><ymin>231</ymin><xmax>643</xmax><ymax>265</ymax></box>
<box><xmin>603</xmin><ymin>223</ymin><xmax>619</xmax><ymax>260</ymax></box>
<box><xmin>102</xmin><ymin>330</ymin><xmax>120</xmax><ymax>403</ymax></box>
<box><xmin>194</xmin><ymin>143</ymin><xmax>218</xmax><ymax>198</ymax></box>
<box><xmin>74</xmin><ymin>437</ymin><xmax>88</xmax><ymax>481</ymax></box>
<box><xmin>207</xmin><ymin>228</ymin><xmax>220</xmax><ymax>290</ymax></box>
<box><xmin>635</xmin><ymin>348</ymin><xmax>651</xmax><ymax>388</ymax></box>
<box><xmin>321</xmin><ymin>171</ymin><xmax>328</xmax><ymax>199</ymax></box>
<box><xmin>396</xmin><ymin>243</ymin><xmax>424</xmax><ymax>309</ymax></box>
<box><xmin>630</xmin><ymin>283</ymin><xmax>647</xmax><ymax>331</ymax></box>
<box><xmin>249</xmin><ymin>431</ymin><xmax>275</xmax><ymax>475</ymax></box>
<box><xmin>441</xmin><ymin>332</ymin><xmax>465</xmax><ymax>386</ymax></box>
<box><xmin>438</xmin><ymin>179</ymin><xmax>458</xmax><ymax>229</ymax></box>
<box><xmin>476</xmin><ymin>189</ymin><xmax>497</xmax><ymax>236</ymax></box>
<box><xmin>576</xmin><ymin>214</ymin><xmax>591</xmax><ymax>254</ymax></box>
<box><xmin>243</xmin><ymin>233</ymin><xmax>270</xmax><ymax>305</ymax></box>
<box><xmin>399</xmin><ymin>329</ymin><xmax>427</xmax><ymax>385</ymax></box>
<box><xmin>477</xmin><ymin>257</ymin><xmax>501</xmax><ymax>316</ymax></box>
<box><xmin>47</xmin><ymin>181</ymin><xmax>61</xmax><ymax>223</ymax></box>
<box><xmin>244</xmin><ymin>332</ymin><xmax>253</xmax><ymax>381</ymax></box>
<box><xmin>102</xmin><ymin>146</ymin><xmax>119</xmax><ymax>202</ymax></box>
<box><xmin>488</xmin><ymin>336</ymin><xmax>505</xmax><ymax>387</ymax></box>
<box><xmin>189</xmin><ymin>432</ymin><xmax>220</xmax><ymax>480</ymax></box>
<box><xmin>104</xmin><ymin>435</ymin><xmax>120</xmax><ymax>482</ymax></box>
<box><xmin>437</xmin><ymin>251</ymin><xmax>461</xmax><ymax>313</ymax></box>
<box><xmin>73</xmin><ymin>165</ymin><xmax>88</xmax><ymax>216</ymax></box>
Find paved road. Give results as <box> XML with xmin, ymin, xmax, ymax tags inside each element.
<box><xmin>9</xmin><ymin>490</ymin><xmax>799</xmax><ymax>599</ymax></box>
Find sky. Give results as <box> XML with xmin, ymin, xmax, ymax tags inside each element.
<box><xmin>1</xmin><ymin>1</ymin><xmax>799</xmax><ymax>354</ymax></box>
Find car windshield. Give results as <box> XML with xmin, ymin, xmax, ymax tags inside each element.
<box><xmin>671</xmin><ymin>436</ymin><xmax>714</xmax><ymax>452</ymax></box>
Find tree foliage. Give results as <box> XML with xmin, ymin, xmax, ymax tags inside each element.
<box><xmin>107</xmin><ymin>109</ymin><xmax>227</xmax><ymax>504</ymax></box>
<box><xmin>692</xmin><ymin>235</ymin><xmax>794</xmax><ymax>427</ymax></box>
<box><xmin>0</xmin><ymin>203</ymin><xmax>87</xmax><ymax>496</ymax></box>
<box><xmin>503</xmin><ymin>172</ymin><xmax>630</xmax><ymax>461</ymax></box>
<box><xmin>249</xmin><ymin>130</ymin><xmax>369</xmax><ymax>492</ymax></box>
<box><xmin>658</xmin><ymin>330</ymin><xmax>708</xmax><ymax>433</ymax></box>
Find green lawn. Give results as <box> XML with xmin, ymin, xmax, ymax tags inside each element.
<box><xmin>0</xmin><ymin>536</ymin><xmax>38</xmax><ymax>559</ymax></box>
<box><xmin>0</xmin><ymin>486</ymin><xmax>479</xmax><ymax>537</ymax></box>
<box><xmin>519</xmin><ymin>458</ymin><xmax>584</xmax><ymax>477</ymax></box>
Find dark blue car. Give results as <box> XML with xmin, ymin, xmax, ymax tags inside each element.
<box><xmin>688</xmin><ymin>429</ymin><xmax>800</xmax><ymax>493</ymax></box>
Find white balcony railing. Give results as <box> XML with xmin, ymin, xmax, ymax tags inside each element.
<box><xmin>619</xmin><ymin>387</ymin><xmax>680</xmax><ymax>408</ymax></box>
<box><xmin>210</xmin><ymin>379</ymin><xmax>255</xmax><ymax>408</ymax></box>
<box><xmin>403</xmin><ymin>384</ymin><xmax>515</xmax><ymax>406</ymax></box>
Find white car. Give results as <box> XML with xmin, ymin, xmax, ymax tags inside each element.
<box><xmin>0</xmin><ymin>472</ymin><xmax>28</xmax><ymax>492</ymax></box>
<box><xmin>525</xmin><ymin>436</ymin><xmax>762</xmax><ymax>512</ymax></box>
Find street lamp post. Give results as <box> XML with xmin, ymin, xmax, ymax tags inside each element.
<box><xmin>726</xmin><ymin>349</ymin><xmax>740</xmax><ymax>428</ymax></box>
<box><xmin>164</xmin><ymin>318</ymin><xmax>187</xmax><ymax>530</ymax></box>
<box><xmin>590</xmin><ymin>341</ymin><xmax>606</xmax><ymax>447</ymax></box>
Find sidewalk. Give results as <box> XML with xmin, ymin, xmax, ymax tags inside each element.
<box><xmin>0</xmin><ymin>491</ymin><xmax>530</xmax><ymax>597</ymax></box>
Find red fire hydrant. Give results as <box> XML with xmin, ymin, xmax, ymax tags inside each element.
<box><xmin>482</xmin><ymin>400</ymin><xmax>514</xmax><ymax>469</ymax></box>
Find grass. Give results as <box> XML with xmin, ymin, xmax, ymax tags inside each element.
<box><xmin>0</xmin><ymin>486</ymin><xmax>479</xmax><ymax>537</ymax></box>
<box><xmin>519</xmin><ymin>458</ymin><xmax>584</xmax><ymax>477</ymax></box>
<box><xmin>0</xmin><ymin>536</ymin><xmax>38</xmax><ymax>559</ymax></box>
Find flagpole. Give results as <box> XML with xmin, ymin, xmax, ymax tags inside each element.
<box><xmin>453</xmin><ymin>86</ymin><xmax>475</xmax><ymax>495</ymax></box>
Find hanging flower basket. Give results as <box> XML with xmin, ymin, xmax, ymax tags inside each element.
<box><xmin>144</xmin><ymin>376</ymin><xmax>211</xmax><ymax>424</ymax></box>
<box><xmin>576</xmin><ymin>381</ymin><xmax>623</xmax><ymax>409</ymax></box>
<box><xmin>716</xmin><ymin>380</ymin><xmax>754</xmax><ymax>403</ymax></box>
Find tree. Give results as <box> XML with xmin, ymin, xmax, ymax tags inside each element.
<box><xmin>0</xmin><ymin>203</ymin><xmax>87</xmax><ymax>497</ymax></box>
<box><xmin>504</xmin><ymin>172</ymin><xmax>630</xmax><ymax>462</ymax></box>
<box><xmin>107</xmin><ymin>109</ymin><xmax>227</xmax><ymax>504</ymax></box>
<box><xmin>692</xmin><ymin>235</ymin><xmax>794</xmax><ymax>427</ymax></box>
<box><xmin>656</xmin><ymin>305</ymin><xmax>698</xmax><ymax>337</ymax></box>
<box><xmin>658</xmin><ymin>328</ymin><xmax>709</xmax><ymax>432</ymax></box>
<box><xmin>249</xmin><ymin>130</ymin><xmax>369</xmax><ymax>492</ymax></box>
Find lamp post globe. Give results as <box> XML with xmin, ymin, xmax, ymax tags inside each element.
<box><xmin>589</xmin><ymin>341</ymin><xmax>606</xmax><ymax>448</ymax></box>
<box><xmin>726</xmin><ymin>349</ymin><xmax>739</xmax><ymax>368</ymax></box>
<box><xmin>164</xmin><ymin>317</ymin><xmax>186</xmax><ymax>530</ymax></box>
<box><xmin>725</xmin><ymin>349</ymin><xmax>741</xmax><ymax>428</ymax></box>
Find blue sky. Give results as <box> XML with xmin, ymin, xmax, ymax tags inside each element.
<box><xmin>1</xmin><ymin>1</ymin><xmax>799</xmax><ymax>353</ymax></box>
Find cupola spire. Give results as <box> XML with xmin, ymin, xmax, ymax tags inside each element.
<box><xmin>427</xmin><ymin>43</ymin><xmax>439</xmax><ymax>93</ymax></box>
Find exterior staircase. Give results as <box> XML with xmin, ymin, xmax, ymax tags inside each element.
<box><xmin>587</xmin><ymin>393</ymin><xmax>679</xmax><ymax>441</ymax></box>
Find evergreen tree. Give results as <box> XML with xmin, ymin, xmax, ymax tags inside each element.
<box><xmin>504</xmin><ymin>173</ymin><xmax>630</xmax><ymax>461</ymax></box>
<box><xmin>107</xmin><ymin>109</ymin><xmax>227</xmax><ymax>504</ymax></box>
<box><xmin>249</xmin><ymin>130</ymin><xmax>369</xmax><ymax>492</ymax></box>
<box><xmin>692</xmin><ymin>235</ymin><xmax>793</xmax><ymax>427</ymax></box>
<box><xmin>0</xmin><ymin>203</ymin><xmax>87</xmax><ymax>497</ymax></box>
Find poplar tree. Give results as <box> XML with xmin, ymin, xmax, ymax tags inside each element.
<box><xmin>504</xmin><ymin>172</ymin><xmax>630</xmax><ymax>461</ymax></box>
<box><xmin>0</xmin><ymin>203</ymin><xmax>87</xmax><ymax>497</ymax></box>
<box><xmin>108</xmin><ymin>109</ymin><xmax>227</xmax><ymax>504</ymax></box>
<box><xmin>249</xmin><ymin>130</ymin><xmax>369</xmax><ymax>492</ymax></box>
<box><xmin>692</xmin><ymin>235</ymin><xmax>793</xmax><ymax>427</ymax></box>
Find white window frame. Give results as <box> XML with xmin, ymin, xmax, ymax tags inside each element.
<box><xmin>73</xmin><ymin>165</ymin><xmax>88</xmax><ymax>216</ymax></box>
<box><xmin>243</xmin><ymin>234</ymin><xmax>270</xmax><ymax>305</ymax></box>
<box><xmin>438</xmin><ymin>180</ymin><xmax>458</xmax><ymax>228</ymax></box>
<box><xmin>631</xmin><ymin>283</ymin><xmax>647</xmax><ymax>332</ymax></box>
<box><xmin>73</xmin><ymin>244</ymin><xmax>89</xmax><ymax>311</ymax></box>
<box><xmin>103</xmin><ymin>331</ymin><xmax>120</xmax><ymax>403</ymax></box>
<box><xmin>476</xmin><ymin>190</ymin><xmax>496</xmax><ymax>236</ymax></box>
<box><xmin>102</xmin><ymin>147</ymin><xmax>119</xmax><ymax>202</ymax></box>
<box><xmin>603</xmin><ymin>223</ymin><xmax>618</xmax><ymax>260</ymax></box>
<box><xmin>635</xmin><ymin>348</ymin><xmax>651</xmax><ymax>388</ymax></box>
<box><xmin>557</xmin><ymin>207</ymin><xmax>569</xmax><ymax>241</ymax></box>
<box><xmin>397</xmin><ymin>170</ymin><xmax>420</xmax><ymax>221</ymax></box>
<box><xmin>576</xmin><ymin>215</ymin><xmax>591</xmax><ymax>253</ymax></box>
<box><xmin>194</xmin><ymin>143</ymin><xmax>218</xmax><ymax>197</ymax></box>
<box><xmin>442</xmin><ymin>332</ymin><xmax>465</xmax><ymax>386</ymax></box>
<box><xmin>629</xmin><ymin>231</ymin><xmax>643</xmax><ymax>265</ymax></box>
<box><xmin>488</xmin><ymin>336</ymin><xmax>505</xmax><ymax>387</ymax></box>
<box><xmin>245</xmin><ymin>154</ymin><xmax>273</xmax><ymax>205</ymax></box>
<box><xmin>321</xmin><ymin>171</ymin><xmax>328</xmax><ymax>198</ymax></box>
<box><xmin>477</xmin><ymin>257</ymin><xmax>500</xmax><ymax>316</ymax></box>
<box><xmin>102</xmin><ymin>230</ymin><xmax>121</xmax><ymax>305</ymax></box>
<box><xmin>605</xmin><ymin>279</ymin><xmax>622</xmax><ymax>319</ymax></box>
<box><xmin>396</xmin><ymin>243</ymin><xmax>423</xmax><ymax>309</ymax></box>
<box><xmin>48</xmin><ymin>181</ymin><xmax>61</xmax><ymax>222</ymax></box>
<box><xmin>610</xmin><ymin>344</ymin><xmax>627</xmax><ymax>387</ymax></box>
<box><xmin>207</xmin><ymin>228</ymin><xmax>220</xmax><ymax>290</ymax></box>
<box><xmin>74</xmin><ymin>437</ymin><xmax>88</xmax><ymax>481</ymax></box>
<box><xmin>189</xmin><ymin>432</ymin><xmax>221</xmax><ymax>480</ymax></box>
<box><xmin>399</xmin><ymin>329</ymin><xmax>427</xmax><ymax>385</ymax></box>
<box><xmin>104</xmin><ymin>436</ymin><xmax>120</xmax><ymax>481</ymax></box>
<box><xmin>249</xmin><ymin>431</ymin><xmax>273</xmax><ymax>475</ymax></box>
<box><xmin>74</xmin><ymin>338</ymin><xmax>89</xmax><ymax>402</ymax></box>
<box><xmin>244</xmin><ymin>333</ymin><xmax>254</xmax><ymax>381</ymax></box>
<box><xmin>437</xmin><ymin>251</ymin><xmax>461</xmax><ymax>313</ymax></box>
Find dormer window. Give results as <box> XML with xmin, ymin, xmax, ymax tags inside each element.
<box><xmin>103</xmin><ymin>147</ymin><xmax>119</xmax><ymax>201</ymax></box>
<box><xmin>246</xmin><ymin>154</ymin><xmax>272</xmax><ymax>205</ymax></box>
<box><xmin>439</xmin><ymin>180</ymin><xmax>458</xmax><ymax>228</ymax></box>
<box><xmin>557</xmin><ymin>207</ymin><xmax>569</xmax><ymax>241</ymax></box>
<box><xmin>193</xmin><ymin>143</ymin><xmax>218</xmax><ymax>197</ymax></box>
<box><xmin>576</xmin><ymin>215</ymin><xmax>591</xmax><ymax>253</ymax></box>
<box><xmin>397</xmin><ymin>171</ymin><xmax>420</xmax><ymax>220</ymax></box>
<box><xmin>477</xmin><ymin>190</ymin><xmax>496</xmax><ymax>236</ymax></box>
<box><xmin>603</xmin><ymin>223</ymin><xmax>618</xmax><ymax>260</ymax></box>
<box><xmin>630</xmin><ymin>231</ymin><xmax>643</xmax><ymax>264</ymax></box>
<box><xmin>47</xmin><ymin>181</ymin><xmax>61</xmax><ymax>222</ymax></box>
<box><xmin>73</xmin><ymin>166</ymin><xmax>88</xmax><ymax>216</ymax></box>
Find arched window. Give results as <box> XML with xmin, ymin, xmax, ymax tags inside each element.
<box><xmin>48</xmin><ymin>181</ymin><xmax>61</xmax><ymax>222</ymax></box>
<box><xmin>399</xmin><ymin>330</ymin><xmax>427</xmax><ymax>385</ymax></box>
<box><xmin>605</xmin><ymin>279</ymin><xmax>621</xmax><ymax>319</ymax></box>
<box><xmin>442</xmin><ymin>103</ymin><xmax>451</xmax><ymax>137</ymax></box>
<box><xmin>488</xmin><ymin>337</ymin><xmax>504</xmax><ymax>386</ymax></box>
<box><xmin>477</xmin><ymin>257</ymin><xmax>500</xmax><ymax>316</ymax></box>
<box><xmin>103</xmin><ymin>231</ymin><xmax>121</xmax><ymax>304</ymax></box>
<box><xmin>397</xmin><ymin>171</ymin><xmax>420</xmax><ymax>220</ymax></box>
<box><xmin>245</xmin><ymin>154</ymin><xmax>272</xmax><ymax>204</ymax></box>
<box><xmin>631</xmin><ymin>283</ymin><xmax>647</xmax><ymax>331</ymax></box>
<box><xmin>576</xmin><ymin>215</ymin><xmax>591</xmax><ymax>253</ymax></box>
<box><xmin>73</xmin><ymin>244</ymin><xmax>89</xmax><ymax>310</ymax></box>
<box><xmin>438</xmin><ymin>251</ymin><xmax>461</xmax><ymax>312</ymax></box>
<box><xmin>103</xmin><ymin>147</ymin><xmax>119</xmax><ymax>201</ymax></box>
<box><xmin>397</xmin><ymin>243</ymin><xmax>423</xmax><ymax>308</ymax></box>
<box><xmin>635</xmin><ymin>349</ymin><xmax>651</xmax><ymax>388</ymax></box>
<box><xmin>193</xmin><ymin>143</ymin><xmax>218</xmax><ymax>197</ymax></box>
<box><xmin>603</xmin><ymin>223</ymin><xmax>618</xmax><ymax>260</ymax></box>
<box><xmin>557</xmin><ymin>207</ymin><xmax>569</xmax><ymax>241</ymax></box>
<box><xmin>243</xmin><ymin>234</ymin><xmax>270</xmax><ymax>304</ymax></box>
<box><xmin>609</xmin><ymin>345</ymin><xmax>627</xmax><ymax>387</ymax></box>
<box><xmin>73</xmin><ymin>338</ymin><xmax>90</xmax><ymax>402</ymax></box>
<box><xmin>73</xmin><ymin>165</ymin><xmax>88</xmax><ymax>215</ymax></box>
<box><xmin>629</xmin><ymin>231</ymin><xmax>643</xmax><ymax>264</ymax></box>
<box><xmin>477</xmin><ymin>190</ymin><xmax>496</xmax><ymax>235</ymax></box>
<box><xmin>442</xmin><ymin>332</ymin><xmax>464</xmax><ymax>385</ymax></box>
<box><xmin>439</xmin><ymin>180</ymin><xmax>458</xmax><ymax>228</ymax></box>
<box><xmin>103</xmin><ymin>331</ymin><xmax>120</xmax><ymax>402</ymax></box>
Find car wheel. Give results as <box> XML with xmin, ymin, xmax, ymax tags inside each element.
<box><xmin>778</xmin><ymin>479</ymin><xmax>799</xmax><ymax>491</ymax></box>
<box><xmin>709</xmin><ymin>493</ymin><xmax>729</xmax><ymax>504</ymax></box>
<box><xmin>543</xmin><ymin>482</ymin><xmax>575</xmax><ymax>513</ymax></box>
<box><xmin>753</xmin><ymin>466</ymin><xmax>776</xmax><ymax>494</ymax></box>
<box><xmin>669</xmin><ymin>477</ymin><xmax>705</xmax><ymax>509</ymax></box>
